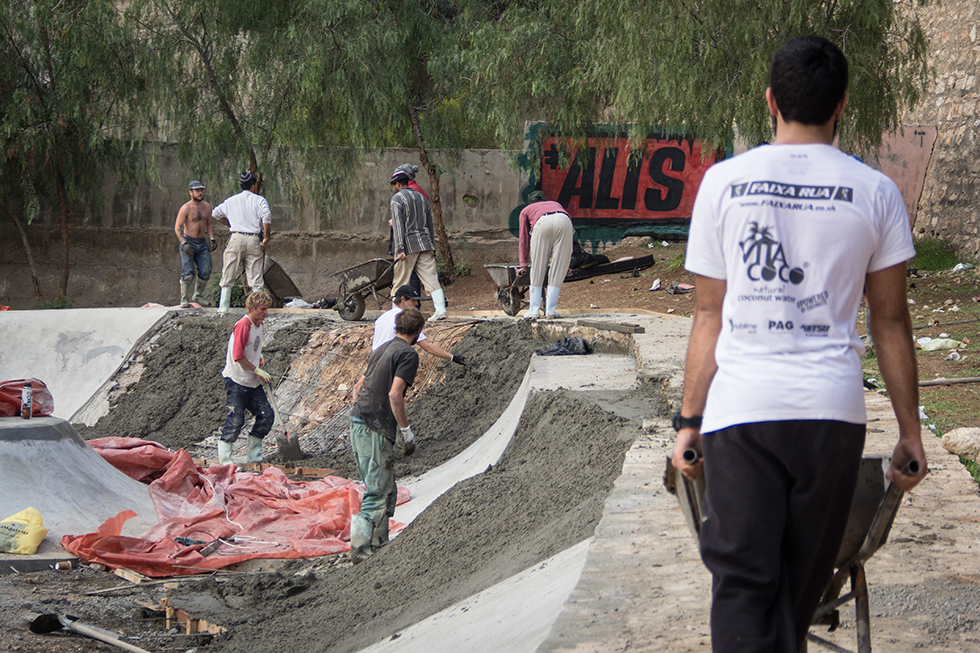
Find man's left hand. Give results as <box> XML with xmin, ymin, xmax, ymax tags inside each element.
<box><xmin>397</xmin><ymin>252</ymin><xmax>406</xmax><ymax>262</ymax></box>
<box><xmin>210</xmin><ymin>238</ymin><xmax>217</xmax><ymax>251</ymax></box>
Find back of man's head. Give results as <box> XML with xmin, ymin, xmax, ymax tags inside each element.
<box><xmin>770</xmin><ymin>35</ymin><xmax>848</xmax><ymax>126</ymax></box>
<box><xmin>395</xmin><ymin>308</ymin><xmax>425</xmax><ymax>337</ymax></box>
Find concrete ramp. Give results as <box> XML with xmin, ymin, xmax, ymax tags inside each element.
<box><xmin>0</xmin><ymin>307</ymin><xmax>171</xmax><ymax>420</ymax></box>
<box><xmin>0</xmin><ymin>417</ymin><xmax>159</xmax><ymax>572</ymax></box>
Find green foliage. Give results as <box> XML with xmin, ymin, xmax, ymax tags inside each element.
<box><xmin>912</xmin><ymin>238</ymin><xmax>962</xmax><ymax>271</ymax></box>
<box><xmin>465</xmin><ymin>0</ymin><xmax>931</xmax><ymax>155</ymax></box>
<box><xmin>36</xmin><ymin>296</ymin><xmax>74</xmax><ymax>310</ymax></box>
<box><xmin>666</xmin><ymin>252</ymin><xmax>686</xmax><ymax>271</ymax></box>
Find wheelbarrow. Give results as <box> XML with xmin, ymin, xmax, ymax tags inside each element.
<box><xmin>666</xmin><ymin>455</ymin><xmax>912</xmax><ymax>653</ymax></box>
<box><xmin>484</xmin><ymin>264</ymin><xmax>531</xmax><ymax>316</ymax></box>
<box><xmin>331</xmin><ymin>258</ymin><xmax>395</xmax><ymax>321</ymax></box>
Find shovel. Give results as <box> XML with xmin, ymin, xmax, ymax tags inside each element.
<box><xmin>30</xmin><ymin>613</ymin><xmax>151</xmax><ymax>653</ymax></box>
<box><xmin>262</xmin><ymin>380</ymin><xmax>303</xmax><ymax>462</ymax></box>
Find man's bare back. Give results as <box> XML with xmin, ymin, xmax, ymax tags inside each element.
<box><xmin>175</xmin><ymin>198</ymin><xmax>214</xmax><ymax>241</ymax></box>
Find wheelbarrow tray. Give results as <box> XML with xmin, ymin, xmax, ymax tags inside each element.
<box><xmin>261</xmin><ymin>257</ymin><xmax>302</xmax><ymax>307</ymax></box>
<box><xmin>332</xmin><ymin>258</ymin><xmax>394</xmax><ymax>294</ymax></box>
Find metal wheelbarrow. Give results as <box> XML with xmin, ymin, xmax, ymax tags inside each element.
<box><xmin>484</xmin><ymin>264</ymin><xmax>532</xmax><ymax>316</ymax></box>
<box><xmin>331</xmin><ymin>258</ymin><xmax>395</xmax><ymax>321</ymax></box>
<box><xmin>666</xmin><ymin>455</ymin><xmax>910</xmax><ymax>653</ymax></box>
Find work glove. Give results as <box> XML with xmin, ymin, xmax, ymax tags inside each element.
<box><xmin>181</xmin><ymin>242</ymin><xmax>193</xmax><ymax>256</ymax></box>
<box><xmin>209</xmin><ymin>238</ymin><xmax>217</xmax><ymax>251</ymax></box>
<box><xmin>400</xmin><ymin>426</ymin><xmax>416</xmax><ymax>456</ymax></box>
<box><xmin>254</xmin><ymin>367</ymin><xmax>272</xmax><ymax>383</ymax></box>
<box><xmin>451</xmin><ymin>354</ymin><xmax>466</xmax><ymax>366</ymax></box>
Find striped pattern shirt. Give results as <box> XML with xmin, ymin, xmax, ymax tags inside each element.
<box><xmin>391</xmin><ymin>188</ymin><xmax>435</xmax><ymax>256</ymax></box>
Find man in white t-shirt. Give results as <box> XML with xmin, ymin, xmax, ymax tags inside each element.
<box><xmin>373</xmin><ymin>285</ymin><xmax>465</xmax><ymax>366</ymax></box>
<box><xmin>671</xmin><ymin>35</ymin><xmax>926</xmax><ymax>652</ymax></box>
<box><xmin>212</xmin><ymin>170</ymin><xmax>273</xmax><ymax>312</ymax></box>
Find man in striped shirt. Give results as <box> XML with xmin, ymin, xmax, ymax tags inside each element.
<box><xmin>389</xmin><ymin>167</ymin><xmax>447</xmax><ymax>321</ymax></box>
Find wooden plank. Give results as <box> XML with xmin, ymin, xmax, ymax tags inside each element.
<box><xmin>113</xmin><ymin>568</ymin><xmax>149</xmax><ymax>584</ymax></box>
<box><xmin>575</xmin><ymin>320</ymin><xmax>645</xmax><ymax>334</ymax></box>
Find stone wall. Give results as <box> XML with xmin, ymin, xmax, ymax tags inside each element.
<box><xmin>906</xmin><ymin>0</ymin><xmax>980</xmax><ymax>258</ymax></box>
<box><xmin>0</xmin><ymin>147</ymin><xmax>522</xmax><ymax>309</ymax></box>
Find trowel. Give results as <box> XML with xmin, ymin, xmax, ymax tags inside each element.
<box><xmin>262</xmin><ymin>380</ymin><xmax>303</xmax><ymax>462</ymax></box>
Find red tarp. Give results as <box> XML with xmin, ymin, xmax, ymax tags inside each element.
<box><xmin>61</xmin><ymin>438</ymin><xmax>409</xmax><ymax>577</ymax></box>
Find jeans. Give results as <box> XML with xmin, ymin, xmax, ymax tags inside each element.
<box><xmin>220</xmin><ymin>377</ymin><xmax>274</xmax><ymax>443</ymax></box>
<box><xmin>180</xmin><ymin>236</ymin><xmax>213</xmax><ymax>282</ymax></box>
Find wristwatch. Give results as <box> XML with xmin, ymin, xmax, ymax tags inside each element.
<box><xmin>672</xmin><ymin>412</ymin><xmax>703</xmax><ymax>432</ymax></box>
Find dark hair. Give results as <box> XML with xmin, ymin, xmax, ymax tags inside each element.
<box><xmin>395</xmin><ymin>308</ymin><xmax>425</xmax><ymax>336</ymax></box>
<box><xmin>527</xmin><ymin>190</ymin><xmax>547</xmax><ymax>203</ymax></box>
<box><xmin>770</xmin><ymin>35</ymin><xmax>848</xmax><ymax>125</ymax></box>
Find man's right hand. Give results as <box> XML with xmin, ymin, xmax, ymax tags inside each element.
<box><xmin>209</xmin><ymin>238</ymin><xmax>217</xmax><ymax>251</ymax></box>
<box><xmin>181</xmin><ymin>242</ymin><xmax>193</xmax><ymax>256</ymax></box>
<box><xmin>254</xmin><ymin>367</ymin><xmax>272</xmax><ymax>384</ymax></box>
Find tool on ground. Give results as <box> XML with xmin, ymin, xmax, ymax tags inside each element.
<box><xmin>262</xmin><ymin>380</ymin><xmax>303</xmax><ymax>462</ymax></box>
<box><xmin>30</xmin><ymin>613</ymin><xmax>151</xmax><ymax>653</ymax></box>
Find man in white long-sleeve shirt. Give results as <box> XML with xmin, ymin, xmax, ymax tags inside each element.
<box><xmin>212</xmin><ymin>170</ymin><xmax>272</xmax><ymax>311</ymax></box>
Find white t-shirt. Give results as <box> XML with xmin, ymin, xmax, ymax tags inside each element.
<box><xmin>685</xmin><ymin>143</ymin><xmax>914</xmax><ymax>433</ymax></box>
<box><xmin>372</xmin><ymin>306</ymin><xmax>427</xmax><ymax>351</ymax></box>
<box><xmin>222</xmin><ymin>315</ymin><xmax>263</xmax><ymax>387</ymax></box>
<box><xmin>212</xmin><ymin>190</ymin><xmax>271</xmax><ymax>233</ymax></box>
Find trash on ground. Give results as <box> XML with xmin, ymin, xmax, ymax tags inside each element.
<box><xmin>649</xmin><ymin>278</ymin><xmax>661</xmax><ymax>291</ymax></box>
<box><xmin>535</xmin><ymin>337</ymin><xmax>590</xmax><ymax>357</ymax></box>
<box><xmin>921</xmin><ymin>338</ymin><xmax>965</xmax><ymax>351</ymax></box>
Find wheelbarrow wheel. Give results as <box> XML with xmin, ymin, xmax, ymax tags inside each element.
<box><xmin>337</xmin><ymin>287</ymin><xmax>366</xmax><ymax>321</ymax></box>
<box><xmin>498</xmin><ymin>287</ymin><xmax>523</xmax><ymax>316</ymax></box>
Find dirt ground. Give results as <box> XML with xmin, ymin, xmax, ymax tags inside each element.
<box><xmin>2</xmin><ymin>237</ymin><xmax>978</xmax><ymax>652</ymax></box>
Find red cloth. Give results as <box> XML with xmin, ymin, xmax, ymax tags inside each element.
<box><xmin>62</xmin><ymin>439</ymin><xmax>409</xmax><ymax>577</ymax></box>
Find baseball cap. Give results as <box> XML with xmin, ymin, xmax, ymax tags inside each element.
<box><xmin>188</xmin><ymin>180</ymin><xmax>205</xmax><ymax>190</ymax></box>
<box><xmin>394</xmin><ymin>285</ymin><xmax>423</xmax><ymax>301</ymax></box>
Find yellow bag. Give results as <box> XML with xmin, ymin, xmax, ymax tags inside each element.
<box><xmin>0</xmin><ymin>507</ymin><xmax>49</xmax><ymax>555</ymax></box>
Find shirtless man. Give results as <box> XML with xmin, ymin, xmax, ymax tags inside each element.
<box><xmin>174</xmin><ymin>180</ymin><xmax>217</xmax><ymax>307</ymax></box>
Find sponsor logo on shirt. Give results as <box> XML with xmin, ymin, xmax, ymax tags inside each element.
<box><xmin>729</xmin><ymin>319</ymin><xmax>758</xmax><ymax>335</ymax></box>
<box><xmin>801</xmin><ymin>324</ymin><xmax>831</xmax><ymax>336</ymax></box>
<box><xmin>731</xmin><ymin>181</ymin><xmax>853</xmax><ymax>202</ymax></box>
<box><xmin>768</xmin><ymin>320</ymin><xmax>794</xmax><ymax>332</ymax></box>
<box><xmin>797</xmin><ymin>291</ymin><xmax>830</xmax><ymax>313</ymax></box>
<box><xmin>739</xmin><ymin>222</ymin><xmax>805</xmax><ymax>284</ymax></box>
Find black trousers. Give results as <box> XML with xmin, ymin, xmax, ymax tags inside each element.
<box><xmin>699</xmin><ymin>420</ymin><xmax>865</xmax><ymax>653</ymax></box>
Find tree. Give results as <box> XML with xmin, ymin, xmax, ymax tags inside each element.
<box><xmin>466</xmin><ymin>0</ymin><xmax>931</xmax><ymax>156</ymax></box>
<box><xmin>127</xmin><ymin>0</ymin><xmax>492</xmax><ymax>284</ymax></box>
<box><xmin>0</xmin><ymin>0</ymin><xmax>147</xmax><ymax>301</ymax></box>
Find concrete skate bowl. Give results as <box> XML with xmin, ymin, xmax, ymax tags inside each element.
<box><xmin>5</xmin><ymin>309</ymin><xmax>681</xmax><ymax>653</ymax></box>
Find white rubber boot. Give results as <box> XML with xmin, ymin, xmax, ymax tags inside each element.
<box><xmin>428</xmin><ymin>288</ymin><xmax>447</xmax><ymax>321</ymax></box>
<box><xmin>179</xmin><ymin>280</ymin><xmax>192</xmax><ymax>308</ymax></box>
<box><xmin>192</xmin><ymin>278</ymin><xmax>211</xmax><ymax>306</ymax></box>
<box><xmin>217</xmin><ymin>441</ymin><xmax>234</xmax><ymax>465</ymax></box>
<box><xmin>247</xmin><ymin>436</ymin><xmax>264</xmax><ymax>463</ymax></box>
<box><xmin>350</xmin><ymin>514</ymin><xmax>375</xmax><ymax>565</ymax></box>
<box><xmin>218</xmin><ymin>287</ymin><xmax>232</xmax><ymax>312</ymax></box>
<box><xmin>524</xmin><ymin>286</ymin><xmax>542</xmax><ymax>319</ymax></box>
<box><xmin>545</xmin><ymin>285</ymin><xmax>562</xmax><ymax>318</ymax></box>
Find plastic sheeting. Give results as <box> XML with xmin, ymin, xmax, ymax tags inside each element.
<box><xmin>62</xmin><ymin>438</ymin><xmax>409</xmax><ymax>577</ymax></box>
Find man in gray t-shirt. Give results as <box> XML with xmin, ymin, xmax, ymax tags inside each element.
<box><xmin>348</xmin><ymin>308</ymin><xmax>425</xmax><ymax>564</ymax></box>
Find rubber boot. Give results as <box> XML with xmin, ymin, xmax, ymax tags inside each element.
<box><xmin>179</xmin><ymin>280</ymin><xmax>192</xmax><ymax>308</ymax></box>
<box><xmin>217</xmin><ymin>440</ymin><xmax>234</xmax><ymax>465</ymax></box>
<box><xmin>247</xmin><ymin>436</ymin><xmax>264</xmax><ymax>463</ymax></box>
<box><xmin>218</xmin><ymin>287</ymin><xmax>232</xmax><ymax>313</ymax></box>
<box><xmin>350</xmin><ymin>514</ymin><xmax>375</xmax><ymax>565</ymax></box>
<box><xmin>428</xmin><ymin>288</ymin><xmax>447</xmax><ymax>321</ymax></box>
<box><xmin>192</xmin><ymin>277</ymin><xmax>211</xmax><ymax>306</ymax></box>
<box><xmin>524</xmin><ymin>286</ymin><xmax>542</xmax><ymax>319</ymax></box>
<box><xmin>371</xmin><ymin>517</ymin><xmax>390</xmax><ymax>550</ymax></box>
<box><xmin>545</xmin><ymin>285</ymin><xmax>562</xmax><ymax>318</ymax></box>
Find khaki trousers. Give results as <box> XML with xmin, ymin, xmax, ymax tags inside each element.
<box><xmin>221</xmin><ymin>233</ymin><xmax>265</xmax><ymax>290</ymax></box>
<box><xmin>393</xmin><ymin>250</ymin><xmax>441</xmax><ymax>296</ymax></box>
<box><xmin>529</xmin><ymin>212</ymin><xmax>574</xmax><ymax>288</ymax></box>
